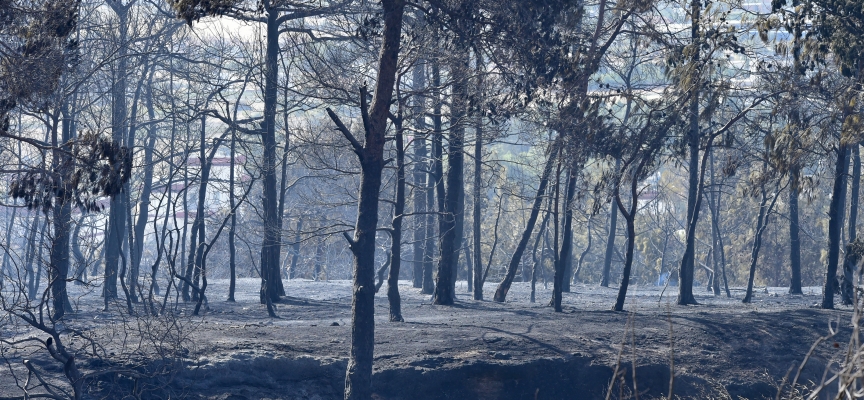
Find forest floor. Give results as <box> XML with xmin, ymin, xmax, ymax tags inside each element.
<box><xmin>1</xmin><ymin>278</ymin><xmax>856</xmax><ymax>400</ymax></box>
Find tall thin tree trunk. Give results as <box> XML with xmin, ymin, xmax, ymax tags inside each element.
<box><xmin>530</xmin><ymin>207</ymin><xmax>552</xmax><ymax>303</ymax></box>
<box><xmin>823</xmin><ymin>143</ymin><xmax>850</xmax><ymax>309</ymax></box>
<box><xmin>743</xmin><ymin>171</ymin><xmax>779</xmax><ymax>303</ymax></box>
<box><xmin>552</xmin><ymin>166</ymin><xmax>577</xmax><ymax>312</ymax></box>
<box><xmin>472</xmin><ymin>111</ymin><xmax>483</xmax><ymax>300</ymax></box>
<box><xmin>432</xmin><ymin>54</ymin><xmax>468</xmax><ymax>306</ymax></box>
<box><xmin>131</xmin><ymin>78</ymin><xmax>157</xmax><ymax>302</ymax></box>
<box><xmin>601</xmin><ymin>157</ymin><xmax>621</xmax><ymax>287</ymax></box>
<box><xmin>849</xmin><ymin>145</ymin><xmax>860</xmax><ymax>241</ymax></box>
<box><xmin>228</xmin><ymin>128</ymin><xmax>237</xmax><ymax>301</ymax></box>
<box><xmin>104</xmin><ymin>3</ymin><xmax>130</xmax><ymax>303</ymax></box>
<box><xmin>259</xmin><ymin>6</ymin><xmax>285</xmax><ymax>308</ymax></box>
<box><xmin>387</xmin><ymin>115</ymin><xmax>406</xmax><ymax>322</ymax></box>
<box><xmin>494</xmin><ymin>140</ymin><xmax>558</xmax><ymax>302</ymax></box>
<box><xmin>422</xmin><ymin>156</ymin><xmax>435</xmax><ymax>294</ymax></box>
<box><xmin>334</xmin><ymin>2</ymin><xmax>404</xmax><ymax>397</ymax></box>
<box><xmin>411</xmin><ymin>58</ymin><xmax>427</xmax><ymax>289</ymax></box>
<box><xmin>612</xmin><ymin>195</ymin><xmax>637</xmax><ymax>312</ymax></box>
<box><xmin>464</xmin><ymin>236</ymin><xmax>474</xmax><ymax>292</ymax></box>
<box><xmin>707</xmin><ymin>149</ymin><xmax>722</xmax><ymax>296</ymax></box>
<box><xmin>472</xmin><ymin>53</ymin><xmax>483</xmax><ymax>300</ymax></box>
<box><xmin>423</xmin><ymin>61</ymin><xmax>443</xmax><ymax>296</ymax></box>
<box><xmin>789</xmin><ymin>167</ymin><xmax>803</xmax><ymax>295</ymax></box>
<box><xmin>192</xmin><ymin>117</ymin><xmax>209</xmax><ymax>302</ymax></box>
<box><xmin>677</xmin><ymin>0</ymin><xmax>702</xmax><ymax>306</ymax></box>
<box><xmin>50</xmin><ymin>107</ymin><xmax>73</xmax><ymax>320</ymax></box>
<box><xmin>276</xmin><ymin>88</ymin><xmax>292</xmax><ymax>291</ymax></box>
<box><xmin>842</xmin><ymin>146</ymin><xmax>860</xmax><ymax>304</ymax></box>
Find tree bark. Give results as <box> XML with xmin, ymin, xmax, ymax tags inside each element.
<box><xmin>337</xmin><ymin>1</ymin><xmax>404</xmax><ymax>398</ymax></box>
<box><xmin>423</xmin><ymin>61</ymin><xmax>444</xmax><ymax>296</ymax></box>
<box><xmin>743</xmin><ymin>174</ymin><xmax>778</xmax><ymax>303</ymax></box>
<box><xmin>50</xmin><ymin>107</ymin><xmax>73</xmax><ymax>320</ymax></box>
<box><xmin>552</xmin><ymin>166</ymin><xmax>577</xmax><ymax>312</ymax></box>
<box><xmin>387</xmin><ymin>116</ymin><xmax>406</xmax><ymax>322</ymax></box>
<box><xmin>823</xmin><ymin>143</ymin><xmax>850</xmax><ymax>309</ymax></box>
<box><xmin>432</xmin><ymin>54</ymin><xmax>468</xmax><ymax>306</ymax></box>
<box><xmin>849</xmin><ymin>145</ymin><xmax>860</xmax><ymax>241</ymax></box>
<box><xmin>228</xmin><ymin>128</ymin><xmax>237</xmax><ymax>301</ymax></box>
<box><xmin>494</xmin><ymin>139</ymin><xmax>558</xmax><ymax>302</ymax></box>
<box><xmin>259</xmin><ymin>6</ymin><xmax>285</xmax><ymax>307</ymax></box>
<box><xmin>530</xmin><ymin>206</ymin><xmax>552</xmax><ymax>303</ymax></box>
<box><xmin>612</xmin><ymin>201</ymin><xmax>636</xmax><ymax>311</ymax></box>
<box><xmin>422</xmin><ymin>158</ymin><xmax>436</xmax><ymax>294</ymax></box>
<box><xmin>789</xmin><ymin>167</ymin><xmax>803</xmax><ymax>295</ymax></box>
<box><xmin>601</xmin><ymin>157</ymin><xmax>621</xmax><ymax>287</ymax></box>
<box><xmin>411</xmin><ymin>58</ymin><xmax>427</xmax><ymax>289</ymax></box>
<box><xmin>131</xmin><ymin>79</ymin><xmax>157</xmax><ymax>302</ymax></box>
<box><xmin>104</xmin><ymin>3</ymin><xmax>130</xmax><ymax>303</ymax></box>
<box><xmin>472</xmin><ymin>106</ymin><xmax>483</xmax><ymax>300</ymax></box>
<box><xmin>677</xmin><ymin>0</ymin><xmax>702</xmax><ymax>306</ymax></box>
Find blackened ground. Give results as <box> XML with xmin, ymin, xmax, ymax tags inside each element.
<box><xmin>1</xmin><ymin>279</ymin><xmax>853</xmax><ymax>399</ymax></box>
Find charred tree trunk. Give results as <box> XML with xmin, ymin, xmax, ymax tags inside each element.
<box><xmin>552</xmin><ymin>166</ymin><xmax>577</xmax><ymax>312</ymax></box>
<box><xmin>601</xmin><ymin>157</ymin><xmax>621</xmax><ymax>287</ymax></box>
<box><xmin>259</xmin><ymin>6</ymin><xmax>285</xmax><ymax>307</ymax></box>
<box><xmin>424</xmin><ymin>61</ymin><xmax>444</xmax><ymax>296</ymax></box>
<box><xmin>228</xmin><ymin>129</ymin><xmax>237</xmax><ymax>301</ymax></box>
<box><xmin>789</xmin><ymin>167</ymin><xmax>803</xmax><ymax>295</ymax></box>
<box><xmin>411</xmin><ymin>59</ymin><xmax>427</xmax><ymax>289</ymax></box>
<box><xmin>387</xmin><ymin>115</ymin><xmax>406</xmax><ymax>322</ymax></box>
<box><xmin>707</xmin><ymin>149</ymin><xmax>722</xmax><ymax>296</ymax></box>
<box><xmin>422</xmin><ymin>165</ymin><xmax>436</xmax><ymax>294</ymax></box>
<box><xmin>131</xmin><ymin>80</ymin><xmax>157</xmax><ymax>302</ymax></box>
<box><xmin>464</xmin><ymin>236</ymin><xmax>474</xmax><ymax>292</ymax></box>
<box><xmin>494</xmin><ymin>140</ymin><xmax>558</xmax><ymax>302</ymax></box>
<box><xmin>277</xmin><ymin>93</ymin><xmax>292</xmax><ymax>287</ymax></box>
<box><xmin>677</xmin><ymin>0</ymin><xmax>702</xmax><ymax>306</ymax></box>
<box><xmin>433</xmin><ymin>55</ymin><xmax>468</xmax><ymax>306</ymax></box>
<box><xmin>851</xmin><ymin>145</ymin><xmax>860</xmax><ymax>242</ymax></box>
<box><xmin>50</xmin><ymin>108</ymin><xmax>73</xmax><ymax>320</ymax></box>
<box><xmin>842</xmin><ymin>146</ymin><xmax>861</xmax><ymax>304</ymax></box>
<box><xmin>823</xmin><ymin>143</ymin><xmax>850</xmax><ymax>309</ymax></box>
<box><xmin>530</xmin><ymin>206</ymin><xmax>552</xmax><ymax>303</ymax></box>
<box><xmin>612</xmin><ymin>193</ymin><xmax>637</xmax><ymax>312</ymax></box>
<box><xmin>743</xmin><ymin>176</ymin><xmax>779</xmax><ymax>303</ymax></box>
<box><xmin>472</xmin><ymin>113</ymin><xmax>483</xmax><ymax>300</ymax></box>
<box><xmin>104</xmin><ymin>3</ymin><xmax>130</xmax><ymax>303</ymax></box>
<box><xmin>328</xmin><ymin>2</ymin><xmax>404</xmax><ymax>397</ymax></box>
<box><xmin>192</xmin><ymin>117</ymin><xmax>210</xmax><ymax>302</ymax></box>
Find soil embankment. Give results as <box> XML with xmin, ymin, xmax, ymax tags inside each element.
<box><xmin>1</xmin><ymin>280</ymin><xmax>851</xmax><ymax>399</ymax></box>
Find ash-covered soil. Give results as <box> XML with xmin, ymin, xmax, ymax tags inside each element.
<box><xmin>1</xmin><ymin>278</ymin><xmax>854</xmax><ymax>399</ymax></box>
